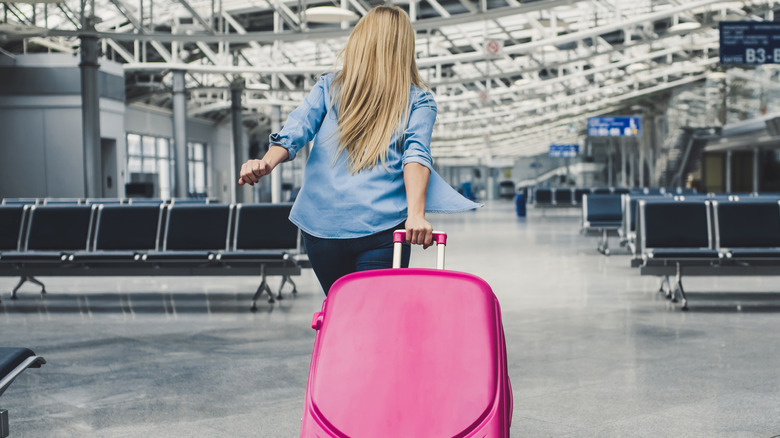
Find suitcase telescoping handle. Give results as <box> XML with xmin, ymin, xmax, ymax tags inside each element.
<box><xmin>392</xmin><ymin>230</ymin><xmax>447</xmax><ymax>269</ymax></box>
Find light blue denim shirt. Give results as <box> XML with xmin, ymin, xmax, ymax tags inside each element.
<box><xmin>270</xmin><ymin>73</ymin><xmax>480</xmax><ymax>238</ymax></box>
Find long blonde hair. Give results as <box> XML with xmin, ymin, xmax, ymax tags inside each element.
<box><xmin>331</xmin><ymin>5</ymin><xmax>425</xmax><ymax>174</ymax></box>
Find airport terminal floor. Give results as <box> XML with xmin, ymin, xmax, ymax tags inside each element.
<box><xmin>2</xmin><ymin>201</ymin><xmax>780</xmax><ymax>437</ymax></box>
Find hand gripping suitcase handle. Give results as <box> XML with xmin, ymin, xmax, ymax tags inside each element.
<box><xmin>392</xmin><ymin>230</ymin><xmax>447</xmax><ymax>269</ymax></box>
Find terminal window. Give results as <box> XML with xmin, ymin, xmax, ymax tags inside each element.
<box><xmin>187</xmin><ymin>142</ymin><xmax>208</xmax><ymax>198</ymax></box>
<box><xmin>126</xmin><ymin>133</ymin><xmax>175</xmax><ymax>199</ymax></box>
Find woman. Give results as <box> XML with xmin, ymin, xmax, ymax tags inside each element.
<box><xmin>239</xmin><ymin>5</ymin><xmax>478</xmax><ymax>294</ymax></box>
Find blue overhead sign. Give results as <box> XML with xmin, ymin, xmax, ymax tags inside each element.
<box><xmin>719</xmin><ymin>21</ymin><xmax>780</xmax><ymax>65</ymax></box>
<box><xmin>549</xmin><ymin>144</ymin><xmax>579</xmax><ymax>158</ymax></box>
<box><xmin>587</xmin><ymin>116</ymin><xmax>641</xmax><ymax>137</ymax></box>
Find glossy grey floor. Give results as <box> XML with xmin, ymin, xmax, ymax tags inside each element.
<box><xmin>2</xmin><ymin>201</ymin><xmax>780</xmax><ymax>437</ymax></box>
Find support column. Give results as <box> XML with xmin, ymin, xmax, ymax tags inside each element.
<box><xmin>753</xmin><ymin>147</ymin><xmax>760</xmax><ymax>193</ymax></box>
<box><xmin>628</xmin><ymin>141</ymin><xmax>635</xmax><ymax>188</ymax></box>
<box><xmin>231</xmin><ymin>79</ymin><xmax>244</xmax><ymax>204</ymax></box>
<box><xmin>172</xmin><ymin>70</ymin><xmax>188</xmax><ymax>198</ymax></box>
<box><xmin>80</xmin><ymin>32</ymin><xmax>101</xmax><ymax>198</ymax></box>
<box><xmin>638</xmin><ymin>143</ymin><xmax>644</xmax><ymax>188</ymax></box>
<box><xmin>725</xmin><ymin>150</ymin><xmax>732</xmax><ymax>193</ymax></box>
<box><xmin>270</xmin><ymin>105</ymin><xmax>282</xmax><ymax>203</ymax></box>
<box><xmin>620</xmin><ymin>137</ymin><xmax>627</xmax><ymax>187</ymax></box>
<box><xmin>607</xmin><ymin>140</ymin><xmax>614</xmax><ymax>188</ymax></box>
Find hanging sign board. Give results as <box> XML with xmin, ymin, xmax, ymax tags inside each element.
<box><xmin>719</xmin><ymin>21</ymin><xmax>780</xmax><ymax>65</ymax></box>
<box><xmin>587</xmin><ymin>116</ymin><xmax>641</xmax><ymax>137</ymax></box>
<box><xmin>548</xmin><ymin>144</ymin><xmax>579</xmax><ymax>158</ymax></box>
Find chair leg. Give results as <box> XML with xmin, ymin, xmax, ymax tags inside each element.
<box><xmin>11</xmin><ymin>276</ymin><xmax>47</xmax><ymax>299</ymax></box>
<box><xmin>675</xmin><ymin>263</ymin><xmax>688</xmax><ymax>311</ymax></box>
<box><xmin>28</xmin><ymin>276</ymin><xmax>46</xmax><ymax>295</ymax></box>
<box><xmin>11</xmin><ymin>276</ymin><xmax>26</xmax><ymax>299</ymax></box>
<box><xmin>659</xmin><ymin>275</ymin><xmax>671</xmax><ymax>297</ymax></box>
<box><xmin>598</xmin><ymin>229</ymin><xmax>610</xmax><ymax>255</ymax></box>
<box><xmin>250</xmin><ymin>279</ymin><xmax>273</xmax><ymax>311</ymax></box>
<box><xmin>250</xmin><ymin>266</ymin><xmax>275</xmax><ymax>311</ymax></box>
<box><xmin>287</xmin><ymin>276</ymin><xmax>298</xmax><ymax>295</ymax></box>
<box><xmin>276</xmin><ymin>276</ymin><xmax>287</xmax><ymax>300</ymax></box>
<box><xmin>276</xmin><ymin>275</ymin><xmax>299</xmax><ymax>300</ymax></box>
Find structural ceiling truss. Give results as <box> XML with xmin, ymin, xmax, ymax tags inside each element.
<box><xmin>0</xmin><ymin>0</ymin><xmax>777</xmax><ymax>157</ymax></box>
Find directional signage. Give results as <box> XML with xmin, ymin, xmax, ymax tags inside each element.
<box><xmin>719</xmin><ymin>21</ymin><xmax>780</xmax><ymax>65</ymax></box>
<box><xmin>549</xmin><ymin>144</ymin><xmax>579</xmax><ymax>158</ymax></box>
<box><xmin>587</xmin><ymin>116</ymin><xmax>641</xmax><ymax>137</ymax></box>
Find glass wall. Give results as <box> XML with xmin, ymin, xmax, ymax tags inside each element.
<box><xmin>126</xmin><ymin>133</ymin><xmax>175</xmax><ymax>199</ymax></box>
<box><xmin>187</xmin><ymin>142</ymin><xmax>208</xmax><ymax>198</ymax></box>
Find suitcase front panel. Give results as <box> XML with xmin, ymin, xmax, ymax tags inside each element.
<box><xmin>308</xmin><ymin>268</ymin><xmax>501</xmax><ymax>438</ymax></box>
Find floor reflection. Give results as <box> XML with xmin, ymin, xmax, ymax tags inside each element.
<box><xmin>0</xmin><ymin>292</ymin><xmax>296</xmax><ymax>315</ymax></box>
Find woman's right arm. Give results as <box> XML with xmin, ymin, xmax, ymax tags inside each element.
<box><xmin>238</xmin><ymin>145</ymin><xmax>290</xmax><ymax>186</ymax></box>
<box><xmin>237</xmin><ymin>74</ymin><xmax>330</xmax><ymax>186</ymax></box>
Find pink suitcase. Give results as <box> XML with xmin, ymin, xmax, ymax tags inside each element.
<box><xmin>300</xmin><ymin>231</ymin><xmax>512</xmax><ymax>437</ymax></box>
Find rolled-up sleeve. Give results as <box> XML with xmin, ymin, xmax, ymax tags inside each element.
<box><xmin>402</xmin><ymin>90</ymin><xmax>437</xmax><ymax>171</ymax></box>
<box><xmin>269</xmin><ymin>75</ymin><xmax>330</xmax><ymax>161</ymax></box>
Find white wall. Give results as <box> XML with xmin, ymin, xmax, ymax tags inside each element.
<box><xmin>0</xmin><ymin>54</ymin><xmax>126</xmax><ymax>199</ymax></box>
<box><xmin>0</xmin><ymin>96</ymin><xmax>126</xmax><ymax>199</ymax></box>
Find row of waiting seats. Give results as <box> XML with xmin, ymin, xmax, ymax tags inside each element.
<box><xmin>578</xmin><ymin>188</ymin><xmax>699</xmax><ymax>255</ymax></box>
<box><xmin>532</xmin><ymin>187</ymin><xmax>697</xmax><ymax>208</ymax></box>
<box><xmin>1</xmin><ymin>197</ymin><xmax>215</xmax><ymax>206</ymax></box>
<box><xmin>633</xmin><ymin>197</ymin><xmax>780</xmax><ymax>310</ymax></box>
<box><xmin>0</xmin><ymin>202</ymin><xmax>302</xmax><ymax>311</ymax></box>
<box><xmin>579</xmin><ymin>190</ymin><xmax>767</xmax><ymax>256</ymax></box>
<box><xmin>578</xmin><ymin>190</ymin><xmax>780</xmax><ymax>309</ymax></box>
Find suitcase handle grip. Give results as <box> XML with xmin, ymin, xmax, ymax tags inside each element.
<box><xmin>392</xmin><ymin>230</ymin><xmax>447</xmax><ymax>246</ymax></box>
<box><xmin>392</xmin><ymin>230</ymin><xmax>447</xmax><ymax>269</ymax></box>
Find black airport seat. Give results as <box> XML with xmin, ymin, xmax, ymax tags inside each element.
<box><xmin>0</xmin><ymin>205</ymin><xmax>27</xmax><ymax>254</ymax></box>
<box><xmin>69</xmin><ymin>204</ymin><xmax>164</xmax><ymax>263</ymax></box>
<box><xmin>534</xmin><ymin>188</ymin><xmax>552</xmax><ymax>205</ymax></box>
<box><xmin>0</xmin><ymin>205</ymin><xmax>94</xmax><ymax>263</ymax></box>
<box><xmin>574</xmin><ymin>188</ymin><xmax>591</xmax><ymax>204</ymax></box>
<box><xmin>640</xmin><ymin>201</ymin><xmax>718</xmax><ymax>260</ymax></box>
<box><xmin>715</xmin><ymin>201</ymin><xmax>780</xmax><ymax>260</ymax></box>
<box><xmin>613</xmin><ymin>188</ymin><xmax>630</xmax><ymax>195</ymax></box>
<box><xmin>583</xmin><ymin>194</ymin><xmax>622</xmax><ymax>228</ymax></box>
<box><xmin>582</xmin><ymin>194</ymin><xmax>623</xmax><ymax>255</ymax></box>
<box><xmin>554</xmin><ymin>188</ymin><xmax>573</xmax><ymax>206</ymax></box>
<box><xmin>144</xmin><ymin>204</ymin><xmax>232</xmax><ymax>262</ymax></box>
<box><xmin>216</xmin><ymin>203</ymin><xmax>298</xmax><ymax>307</ymax></box>
<box><xmin>217</xmin><ymin>203</ymin><xmax>296</xmax><ymax>263</ymax></box>
<box><xmin>639</xmin><ymin>200</ymin><xmax>719</xmax><ymax>310</ymax></box>
<box><xmin>592</xmin><ymin>188</ymin><xmax>612</xmax><ymax>195</ymax></box>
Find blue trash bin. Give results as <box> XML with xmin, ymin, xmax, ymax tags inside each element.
<box><xmin>461</xmin><ymin>182</ymin><xmax>474</xmax><ymax>201</ymax></box>
<box><xmin>515</xmin><ymin>193</ymin><xmax>526</xmax><ymax>217</ymax></box>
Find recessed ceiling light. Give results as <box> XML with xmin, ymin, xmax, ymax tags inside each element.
<box><xmin>668</xmin><ymin>22</ymin><xmax>702</xmax><ymax>32</ymax></box>
<box><xmin>626</xmin><ymin>63</ymin><xmax>649</xmax><ymax>74</ymax></box>
<box><xmin>304</xmin><ymin>7</ymin><xmax>360</xmax><ymax>24</ymax></box>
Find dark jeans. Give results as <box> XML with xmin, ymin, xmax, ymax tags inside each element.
<box><xmin>302</xmin><ymin>225</ymin><xmax>411</xmax><ymax>295</ymax></box>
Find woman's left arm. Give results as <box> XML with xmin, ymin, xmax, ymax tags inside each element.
<box><xmin>404</xmin><ymin>162</ymin><xmax>433</xmax><ymax>248</ymax></box>
<box><xmin>402</xmin><ymin>90</ymin><xmax>437</xmax><ymax>249</ymax></box>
